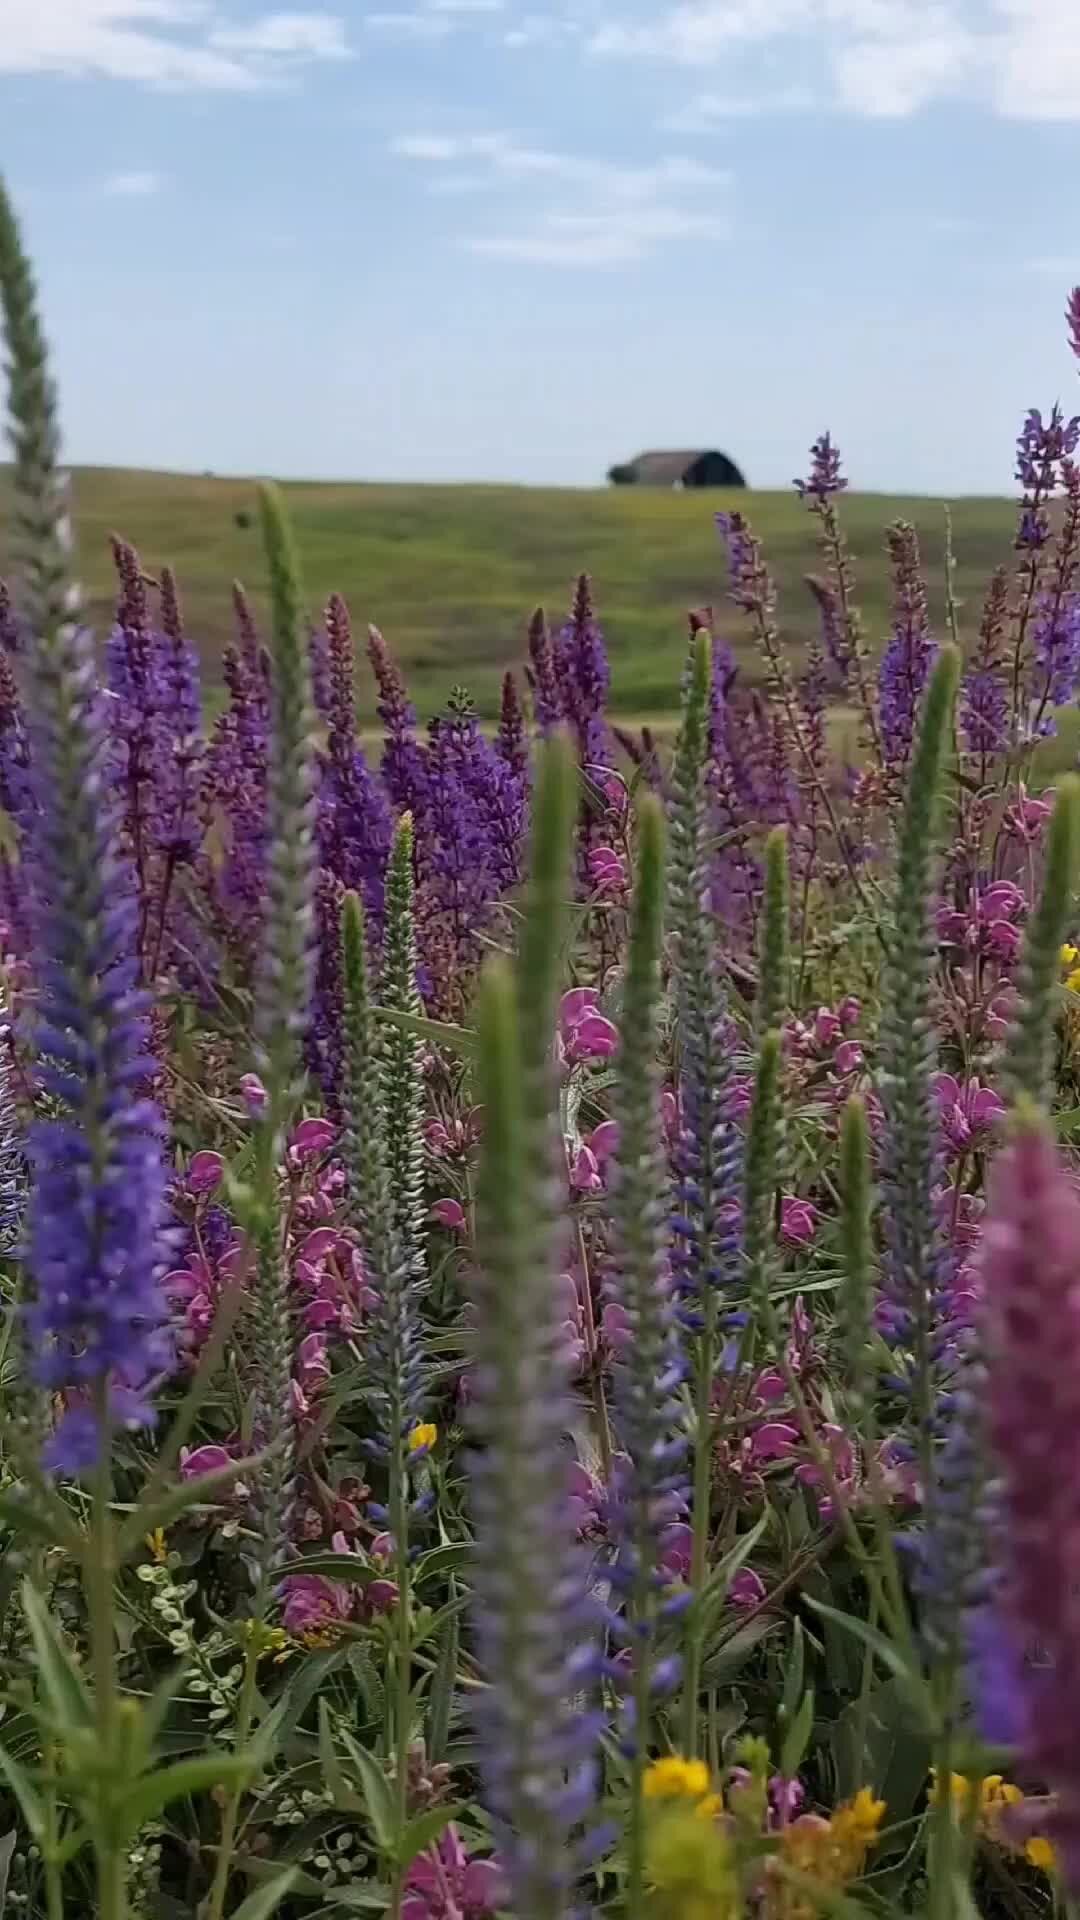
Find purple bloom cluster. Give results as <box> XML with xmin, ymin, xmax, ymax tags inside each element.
<box><xmin>878</xmin><ymin>522</ymin><xmax>937</xmax><ymax>771</ymax></box>
<box><xmin>201</xmin><ymin>592</ymin><xmax>270</xmax><ymax>966</ymax></box>
<box><xmin>794</xmin><ymin>431</ymin><xmax>848</xmax><ymax>503</ymax></box>
<box><xmin>960</xmin><ymin>569</ymin><xmax>1010</xmax><ymax>758</ymax></box>
<box><xmin>25</xmin><ymin>612</ymin><xmax>171</xmax><ymax>1472</ymax></box>
<box><xmin>309</xmin><ymin>595</ymin><xmax>393</xmax><ymax>1101</ymax></box>
<box><xmin>983</xmin><ymin>1120</ymin><xmax>1080</xmax><ymax>1889</ymax></box>
<box><xmin>553</xmin><ymin>574</ymin><xmax>611</xmax><ymax>775</ymax></box>
<box><xmin>103</xmin><ymin>540</ymin><xmax>206</xmax><ymax>980</ymax></box>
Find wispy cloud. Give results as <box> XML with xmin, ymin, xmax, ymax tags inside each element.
<box><xmin>391</xmin><ymin>129</ymin><xmax>732</xmax><ymax>264</ymax></box>
<box><xmin>660</xmin><ymin>83</ymin><xmax>815</xmax><ymax>127</ymax></box>
<box><xmin>101</xmin><ymin>167</ymin><xmax>164</xmax><ymax>193</ymax></box>
<box><xmin>587</xmin><ymin>0</ymin><xmax>1080</xmax><ymax>124</ymax></box>
<box><xmin>209</xmin><ymin>10</ymin><xmax>349</xmax><ymax>56</ymax></box>
<box><xmin>0</xmin><ymin>2</ymin><xmax>350</xmax><ymax>89</ymax></box>
<box><xmin>465</xmin><ymin>203</ymin><xmax>728</xmax><ymax>264</ymax></box>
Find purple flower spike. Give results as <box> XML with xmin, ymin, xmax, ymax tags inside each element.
<box><xmin>25</xmin><ymin>612</ymin><xmax>172</xmax><ymax>1472</ymax></box>
<box><xmin>878</xmin><ymin>521</ymin><xmax>937</xmax><ymax>773</ymax></box>
<box><xmin>794</xmin><ymin>431</ymin><xmax>848</xmax><ymax>502</ymax></box>
<box><xmin>984</xmin><ymin>1117</ymin><xmax>1080</xmax><ymax>1888</ymax></box>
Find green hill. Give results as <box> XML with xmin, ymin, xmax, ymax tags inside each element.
<box><xmin>0</xmin><ymin>467</ymin><xmax>1019</xmax><ymax>721</ymax></box>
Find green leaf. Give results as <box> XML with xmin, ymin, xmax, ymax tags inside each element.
<box><xmin>426</xmin><ymin>1601</ymin><xmax>459</xmax><ymax>1766</ymax></box>
<box><xmin>337</xmin><ymin>1725</ymin><xmax>398</xmax><ymax>1856</ymax></box>
<box><xmin>781</xmin><ymin>1620</ymin><xmax>805</xmax><ymax>1724</ymax></box>
<box><xmin>396</xmin><ymin>1804</ymin><xmax>463</xmax><ymax>1872</ymax></box>
<box><xmin>20</xmin><ymin>1582</ymin><xmax>94</xmax><ymax>1733</ymax></box>
<box><xmin>116</xmin><ymin>1753</ymin><xmax>252</xmax><ymax>1839</ymax></box>
<box><xmin>132</xmin><ymin>1452</ymin><xmax>268</xmax><ymax>1538</ymax></box>
<box><xmin>779</xmin><ymin>1686</ymin><xmax>815</xmax><ymax>1779</ymax></box>
<box><xmin>803</xmin><ymin>1596</ymin><xmax>930</xmax><ymax>1722</ymax></box>
<box><xmin>0</xmin><ymin>1827</ymin><xmax>15</xmax><ymax>1911</ymax></box>
<box><xmin>317</xmin><ymin>1700</ymin><xmax>364</xmax><ymax>1817</ymax></box>
<box><xmin>0</xmin><ymin>1743</ymin><xmax>45</xmax><ymax>1841</ymax></box>
<box><xmin>412</xmin><ymin>1543</ymin><xmax>472</xmax><ymax>1586</ymax></box>
<box><xmin>228</xmin><ymin>1869</ymin><xmax>301</xmax><ymax>1920</ymax></box>
<box><xmin>700</xmin><ymin>1615</ymin><xmax>777</xmax><ymax>1686</ymax></box>
<box><xmin>412</xmin><ymin>1591</ymin><xmax>470</xmax><ymax>1653</ymax></box>
<box><xmin>375</xmin><ymin>1007</ymin><xmax>477</xmax><ymax>1062</ymax></box>
<box><xmin>278</xmin><ymin>1552</ymin><xmax>374</xmax><ymax>1586</ymax></box>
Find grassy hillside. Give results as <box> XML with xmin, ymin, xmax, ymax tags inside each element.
<box><xmin>0</xmin><ymin>467</ymin><xmax>1019</xmax><ymax>721</ymax></box>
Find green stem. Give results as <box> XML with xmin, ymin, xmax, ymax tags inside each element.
<box><xmin>86</xmin><ymin>1389</ymin><xmax>125</xmax><ymax>1920</ymax></box>
<box><xmin>206</xmin><ymin>1643</ymin><xmax>260</xmax><ymax>1920</ymax></box>
<box><xmin>680</xmin><ymin>1290</ymin><xmax>718</xmax><ymax>1757</ymax></box>
<box><xmin>389</xmin><ymin>1449</ymin><xmax>411</xmax><ymax>1920</ymax></box>
<box><xmin>625</xmin><ymin>1565</ymin><xmax>655</xmax><ymax>1920</ymax></box>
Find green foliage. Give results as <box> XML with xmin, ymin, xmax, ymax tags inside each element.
<box><xmin>1003</xmin><ymin>772</ymin><xmax>1080</xmax><ymax>1104</ymax></box>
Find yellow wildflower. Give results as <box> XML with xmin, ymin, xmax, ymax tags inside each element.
<box><xmin>1061</xmin><ymin>944</ymin><xmax>1079</xmax><ymax>970</ymax></box>
<box><xmin>1067</xmin><ymin>968</ymin><xmax>1080</xmax><ymax>995</ymax></box>
<box><xmin>769</xmin><ymin>1790</ymin><xmax>884</xmax><ymax>1920</ymax></box>
<box><xmin>642</xmin><ymin>1756</ymin><xmax>722</xmax><ymax>1823</ymax></box>
<box><xmin>644</xmin><ymin>1799</ymin><xmax>738</xmax><ymax>1920</ymax></box>
<box><xmin>1025</xmin><ymin>1835</ymin><xmax>1057</xmax><ymax>1874</ymax></box>
<box><xmin>408</xmin><ymin>1422</ymin><xmax>438</xmax><ymax>1454</ymax></box>
<box><xmin>644</xmin><ymin>1757</ymin><xmax>713</xmax><ymax>1803</ymax></box>
<box><xmin>144</xmin><ymin>1527</ymin><xmax>168</xmax><ymax>1565</ymax></box>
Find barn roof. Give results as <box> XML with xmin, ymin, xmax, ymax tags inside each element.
<box><xmin>624</xmin><ymin>449</ymin><xmax>724</xmax><ymax>483</ymax></box>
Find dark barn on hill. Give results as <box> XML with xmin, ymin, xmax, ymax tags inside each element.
<box><xmin>607</xmin><ymin>448</ymin><xmax>747</xmax><ymax>489</ymax></box>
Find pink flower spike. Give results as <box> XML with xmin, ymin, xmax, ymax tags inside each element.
<box><xmin>729</xmin><ymin>1567</ymin><xmax>767</xmax><ymax>1609</ymax></box>
<box><xmin>570</xmin><ymin>1145</ymin><xmax>602</xmax><ymax>1193</ymax></box>
<box><xmin>833</xmin><ymin>1040</ymin><xmax>863</xmax><ymax>1076</ymax></box>
<box><xmin>837</xmin><ymin>994</ymin><xmax>861</xmax><ymax>1027</ymax></box>
<box><xmin>431</xmin><ymin>1198</ymin><xmax>466</xmax><ymax>1231</ymax></box>
<box><xmin>238</xmin><ymin>1072</ymin><xmax>267</xmax><ymax>1115</ymax></box>
<box><xmin>179</xmin><ymin>1443</ymin><xmax>233</xmax><ymax>1480</ymax></box>
<box><xmin>588</xmin><ymin>1119</ymin><xmax>620</xmax><ymax>1162</ymax></box>
<box><xmin>559</xmin><ymin>987</ymin><xmax>600</xmax><ymax>1030</ymax></box>
<box><xmin>186</xmin><ymin>1150</ymin><xmax>224</xmax><ymax>1195</ymax></box>
<box><xmin>289</xmin><ymin>1117</ymin><xmax>337</xmax><ymax>1163</ymax></box>
<box><xmin>574</xmin><ymin>1013</ymin><xmax>618</xmax><ymax>1060</ymax></box>
<box><xmin>780</xmin><ymin>1196</ymin><xmax>817</xmax><ymax>1247</ymax></box>
<box><xmin>749</xmin><ymin>1421</ymin><xmax>800</xmax><ymax>1464</ymax></box>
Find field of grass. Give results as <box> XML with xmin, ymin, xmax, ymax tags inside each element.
<box><xmin>0</xmin><ymin>467</ymin><xmax>1021</xmax><ymax>721</ymax></box>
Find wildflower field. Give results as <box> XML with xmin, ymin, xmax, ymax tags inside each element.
<box><xmin>3</xmin><ymin>465</ymin><xmax>1019</xmax><ymax>726</ymax></box>
<box><xmin>3</xmin><ymin>174</ymin><xmax>1080</xmax><ymax>1920</ymax></box>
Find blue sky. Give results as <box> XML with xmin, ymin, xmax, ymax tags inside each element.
<box><xmin>3</xmin><ymin>1</ymin><xmax>1080</xmax><ymax>491</ymax></box>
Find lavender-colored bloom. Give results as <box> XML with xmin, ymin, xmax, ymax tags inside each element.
<box><xmin>1069</xmin><ymin>287</ymin><xmax>1080</xmax><ymax>364</ymax></box>
<box><xmin>1030</xmin><ymin>590</ymin><xmax>1080</xmax><ymax>732</ymax></box>
<box><xmin>960</xmin><ymin>568</ymin><xmax>1010</xmax><ymax>757</ymax></box>
<box><xmin>983</xmin><ymin>1119</ymin><xmax>1080</xmax><ymax>1886</ymax></box>
<box><xmin>553</xmin><ymin>575</ymin><xmax>611</xmax><ymax>774</ymax></box>
<box><xmin>319</xmin><ymin>596</ymin><xmax>392</xmax><ymax>921</ymax></box>
<box><xmin>367</xmin><ymin>624</ymin><xmax>428</xmax><ymax>816</ymax></box>
<box><xmin>0</xmin><ymin>989</ymin><xmax>23</xmax><ymax>1251</ymax></box>
<box><xmin>156</xmin><ymin>567</ymin><xmax>203</xmax><ymax>864</ymax></box>
<box><xmin>309</xmin><ymin>597</ymin><xmax>392</xmax><ymax>1101</ymax></box>
<box><xmin>794</xmin><ymin>430</ymin><xmax>847</xmax><ymax>502</ymax></box>
<box><xmin>415</xmin><ymin>694</ymin><xmax>500</xmax><ymax>1001</ymax></box>
<box><xmin>525</xmin><ymin>606</ymin><xmax>564</xmax><ymax>735</ymax></box>
<box><xmin>201</xmin><ymin>616</ymin><xmax>270</xmax><ymax>963</ymax></box>
<box><xmin>805</xmin><ymin>571</ymin><xmax>852</xmax><ymax>692</ymax></box>
<box><xmin>878</xmin><ymin>521</ymin><xmax>938</xmax><ymax>771</ymax></box>
<box><xmin>438</xmin><ymin>685</ymin><xmax>525</xmax><ymax>896</ymax></box>
<box><xmin>496</xmin><ymin>669</ymin><xmax>528</xmax><ymax>780</ymax></box>
<box><xmin>25</xmin><ymin>614</ymin><xmax>171</xmax><ymax>1471</ymax></box>
<box><xmin>965</xmin><ymin>1599</ymin><xmax>1034</xmax><ymax>1751</ymax></box>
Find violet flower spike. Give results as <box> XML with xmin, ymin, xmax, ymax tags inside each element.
<box><xmin>983</xmin><ymin>1114</ymin><xmax>1080</xmax><ymax>1887</ymax></box>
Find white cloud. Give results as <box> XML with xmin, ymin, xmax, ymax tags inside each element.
<box><xmin>209</xmin><ymin>10</ymin><xmax>349</xmax><ymax>55</ymax></box>
<box><xmin>660</xmin><ymin>83</ymin><xmax>815</xmax><ymax>124</ymax></box>
<box><xmin>101</xmin><ymin>167</ymin><xmax>163</xmax><ymax>192</ymax></box>
<box><xmin>466</xmin><ymin>203</ymin><xmax>728</xmax><ymax>264</ymax></box>
<box><xmin>363</xmin><ymin>10</ymin><xmax>452</xmax><ymax>33</ymax></box>
<box><xmin>392</xmin><ymin>128</ymin><xmax>732</xmax><ymax>264</ymax></box>
<box><xmin>0</xmin><ymin>2</ymin><xmax>349</xmax><ymax>88</ymax></box>
<box><xmin>585</xmin><ymin>0</ymin><xmax>1080</xmax><ymax>122</ymax></box>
